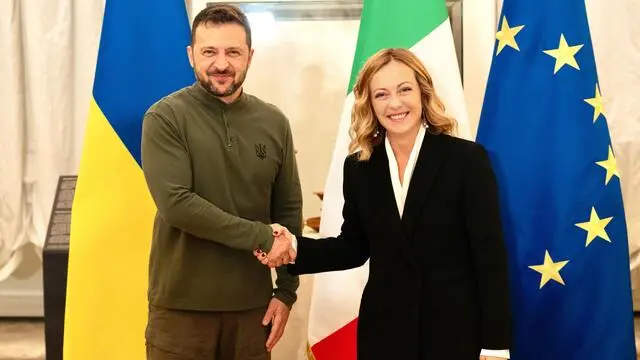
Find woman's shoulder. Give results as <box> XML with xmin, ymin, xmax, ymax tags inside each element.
<box><xmin>344</xmin><ymin>151</ymin><xmax>361</xmax><ymax>165</ymax></box>
<box><xmin>343</xmin><ymin>151</ymin><xmax>364</xmax><ymax>173</ymax></box>
<box><xmin>435</xmin><ymin>133</ymin><xmax>488</xmax><ymax>161</ymax></box>
<box><xmin>341</xmin><ymin>150</ymin><xmax>376</xmax><ymax>181</ymax></box>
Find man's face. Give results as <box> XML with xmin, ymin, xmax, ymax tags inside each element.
<box><xmin>187</xmin><ymin>22</ymin><xmax>253</xmax><ymax>101</ymax></box>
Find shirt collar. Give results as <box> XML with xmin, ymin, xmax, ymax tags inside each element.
<box><xmin>189</xmin><ymin>81</ymin><xmax>248</xmax><ymax>112</ymax></box>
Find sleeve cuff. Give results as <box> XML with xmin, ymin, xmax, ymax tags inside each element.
<box><xmin>284</xmin><ymin>235</ymin><xmax>298</xmax><ymax>264</ymax></box>
<box><xmin>258</xmin><ymin>224</ymin><xmax>275</xmax><ymax>252</ymax></box>
<box><xmin>273</xmin><ymin>289</ymin><xmax>296</xmax><ymax>308</ymax></box>
<box><xmin>480</xmin><ymin>349</ymin><xmax>510</xmax><ymax>358</ymax></box>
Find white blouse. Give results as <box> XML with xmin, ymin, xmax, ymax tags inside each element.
<box><xmin>384</xmin><ymin>124</ymin><xmax>427</xmax><ymax>218</ymax></box>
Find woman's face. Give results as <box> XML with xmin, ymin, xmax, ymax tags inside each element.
<box><xmin>369</xmin><ymin>60</ymin><xmax>423</xmax><ymax>141</ymax></box>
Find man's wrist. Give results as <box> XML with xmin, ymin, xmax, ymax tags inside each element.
<box><xmin>259</xmin><ymin>224</ymin><xmax>275</xmax><ymax>252</ymax></box>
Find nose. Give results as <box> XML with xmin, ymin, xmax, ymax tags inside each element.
<box><xmin>213</xmin><ymin>55</ymin><xmax>229</xmax><ymax>71</ymax></box>
<box><xmin>387</xmin><ymin>94</ymin><xmax>402</xmax><ymax>109</ymax></box>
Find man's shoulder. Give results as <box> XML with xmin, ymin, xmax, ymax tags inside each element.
<box><xmin>245</xmin><ymin>93</ymin><xmax>289</xmax><ymax>124</ymax></box>
<box><xmin>146</xmin><ymin>85</ymin><xmax>194</xmax><ymax>117</ymax></box>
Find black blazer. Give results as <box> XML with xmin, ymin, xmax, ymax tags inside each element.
<box><xmin>289</xmin><ymin>133</ymin><xmax>511</xmax><ymax>360</ymax></box>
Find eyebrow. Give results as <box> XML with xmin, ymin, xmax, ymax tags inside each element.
<box><xmin>373</xmin><ymin>81</ymin><xmax>413</xmax><ymax>92</ymax></box>
<box><xmin>199</xmin><ymin>46</ymin><xmax>243</xmax><ymax>52</ymax></box>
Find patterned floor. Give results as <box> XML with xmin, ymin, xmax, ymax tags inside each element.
<box><xmin>0</xmin><ymin>319</ymin><xmax>44</xmax><ymax>360</ymax></box>
<box><xmin>1</xmin><ymin>317</ymin><xmax>640</xmax><ymax>360</ymax></box>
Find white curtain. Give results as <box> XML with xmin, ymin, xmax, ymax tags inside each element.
<box><xmin>0</xmin><ymin>0</ymin><xmax>104</xmax><ymax>281</ymax></box>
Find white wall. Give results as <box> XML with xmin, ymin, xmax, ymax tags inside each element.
<box><xmin>462</xmin><ymin>0</ymin><xmax>498</xmax><ymax>139</ymax></box>
<box><xmin>243</xmin><ymin>19</ymin><xmax>360</xmax><ymax>224</ymax></box>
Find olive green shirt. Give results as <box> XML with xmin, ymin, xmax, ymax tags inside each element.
<box><xmin>141</xmin><ymin>82</ymin><xmax>302</xmax><ymax>311</ymax></box>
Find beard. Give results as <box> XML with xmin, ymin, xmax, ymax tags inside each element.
<box><xmin>196</xmin><ymin>67</ymin><xmax>248</xmax><ymax>98</ymax></box>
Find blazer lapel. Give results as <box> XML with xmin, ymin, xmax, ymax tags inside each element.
<box><xmin>401</xmin><ymin>133</ymin><xmax>445</xmax><ymax>238</ymax></box>
<box><xmin>368</xmin><ymin>144</ymin><xmax>419</xmax><ymax>270</ymax></box>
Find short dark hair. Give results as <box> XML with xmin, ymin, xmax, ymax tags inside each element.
<box><xmin>191</xmin><ymin>4</ymin><xmax>252</xmax><ymax>48</ymax></box>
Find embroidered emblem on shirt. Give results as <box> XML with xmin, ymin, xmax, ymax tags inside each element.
<box><xmin>255</xmin><ymin>143</ymin><xmax>267</xmax><ymax>160</ymax></box>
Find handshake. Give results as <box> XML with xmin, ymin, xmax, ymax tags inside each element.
<box><xmin>253</xmin><ymin>224</ymin><xmax>297</xmax><ymax>268</ymax></box>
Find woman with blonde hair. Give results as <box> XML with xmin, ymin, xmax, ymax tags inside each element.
<box><xmin>256</xmin><ymin>48</ymin><xmax>511</xmax><ymax>360</ymax></box>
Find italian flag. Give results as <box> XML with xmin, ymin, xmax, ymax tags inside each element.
<box><xmin>308</xmin><ymin>1</ymin><xmax>469</xmax><ymax>359</ymax></box>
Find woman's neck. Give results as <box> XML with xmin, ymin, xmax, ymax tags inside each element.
<box><xmin>388</xmin><ymin>127</ymin><xmax>420</xmax><ymax>160</ymax></box>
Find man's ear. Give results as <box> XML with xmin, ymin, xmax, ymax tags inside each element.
<box><xmin>186</xmin><ymin>45</ymin><xmax>195</xmax><ymax>68</ymax></box>
<box><xmin>247</xmin><ymin>48</ymin><xmax>255</xmax><ymax>67</ymax></box>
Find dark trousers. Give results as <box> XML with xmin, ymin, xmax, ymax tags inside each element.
<box><xmin>145</xmin><ymin>304</ymin><xmax>270</xmax><ymax>360</ymax></box>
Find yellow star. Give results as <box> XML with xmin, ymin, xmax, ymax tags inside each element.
<box><xmin>584</xmin><ymin>84</ymin><xmax>605</xmax><ymax>122</ymax></box>
<box><xmin>529</xmin><ymin>250</ymin><xmax>569</xmax><ymax>289</ymax></box>
<box><xmin>575</xmin><ymin>207</ymin><xmax>613</xmax><ymax>247</ymax></box>
<box><xmin>543</xmin><ymin>34</ymin><xmax>584</xmax><ymax>74</ymax></box>
<box><xmin>596</xmin><ymin>146</ymin><xmax>619</xmax><ymax>185</ymax></box>
<box><xmin>495</xmin><ymin>16</ymin><xmax>525</xmax><ymax>55</ymax></box>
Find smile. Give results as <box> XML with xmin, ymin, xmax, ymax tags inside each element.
<box><xmin>388</xmin><ymin>112</ymin><xmax>409</xmax><ymax>121</ymax></box>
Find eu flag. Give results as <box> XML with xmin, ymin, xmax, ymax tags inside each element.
<box><xmin>64</xmin><ymin>1</ymin><xmax>193</xmax><ymax>359</ymax></box>
<box><xmin>476</xmin><ymin>1</ymin><xmax>636</xmax><ymax>359</ymax></box>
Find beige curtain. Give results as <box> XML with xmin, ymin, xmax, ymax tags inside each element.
<box><xmin>0</xmin><ymin>0</ymin><xmax>104</xmax><ymax>281</ymax></box>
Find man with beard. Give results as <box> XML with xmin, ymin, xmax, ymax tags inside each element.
<box><xmin>140</xmin><ymin>4</ymin><xmax>301</xmax><ymax>360</ymax></box>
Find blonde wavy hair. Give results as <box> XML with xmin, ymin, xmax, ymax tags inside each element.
<box><xmin>348</xmin><ymin>48</ymin><xmax>458</xmax><ymax>161</ymax></box>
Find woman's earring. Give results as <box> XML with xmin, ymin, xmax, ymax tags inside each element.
<box><xmin>423</xmin><ymin>120</ymin><xmax>429</xmax><ymax>129</ymax></box>
<box><xmin>373</xmin><ymin>129</ymin><xmax>380</xmax><ymax>137</ymax></box>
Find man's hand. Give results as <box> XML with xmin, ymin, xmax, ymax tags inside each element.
<box><xmin>254</xmin><ymin>224</ymin><xmax>296</xmax><ymax>267</ymax></box>
<box><xmin>480</xmin><ymin>356</ymin><xmax>507</xmax><ymax>360</ymax></box>
<box><xmin>262</xmin><ymin>297</ymin><xmax>290</xmax><ymax>352</ymax></box>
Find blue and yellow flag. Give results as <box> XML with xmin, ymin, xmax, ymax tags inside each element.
<box><xmin>476</xmin><ymin>1</ymin><xmax>635</xmax><ymax>359</ymax></box>
<box><xmin>64</xmin><ymin>1</ymin><xmax>193</xmax><ymax>358</ymax></box>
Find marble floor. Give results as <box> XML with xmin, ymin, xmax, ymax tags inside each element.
<box><xmin>0</xmin><ymin>319</ymin><xmax>44</xmax><ymax>360</ymax></box>
<box><xmin>1</xmin><ymin>317</ymin><xmax>640</xmax><ymax>359</ymax></box>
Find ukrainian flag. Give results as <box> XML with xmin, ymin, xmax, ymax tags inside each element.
<box><xmin>64</xmin><ymin>1</ymin><xmax>193</xmax><ymax>358</ymax></box>
<box><xmin>476</xmin><ymin>1</ymin><xmax>636</xmax><ymax>359</ymax></box>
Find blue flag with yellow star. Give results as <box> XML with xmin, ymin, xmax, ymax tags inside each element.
<box><xmin>476</xmin><ymin>1</ymin><xmax>636</xmax><ymax>359</ymax></box>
